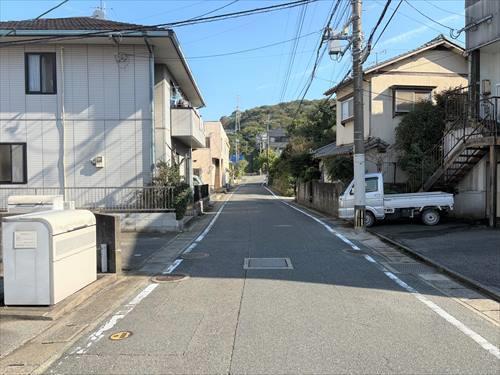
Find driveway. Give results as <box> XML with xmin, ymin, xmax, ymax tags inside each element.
<box><xmin>371</xmin><ymin>220</ymin><xmax>500</xmax><ymax>297</ymax></box>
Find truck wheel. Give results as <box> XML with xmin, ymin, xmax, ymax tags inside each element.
<box><xmin>365</xmin><ymin>211</ymin><xmax>376</xmax><ymax>227</ymax></box>
<box><xmin>421</xmin><ymin>209</ymin><xmax>440</xmax><ymax>226</ymax></box>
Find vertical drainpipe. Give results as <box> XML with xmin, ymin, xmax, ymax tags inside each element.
<box><xmin>60</xmin><ymin>46</ymin><xmax>67</xmax><ymax>200</ymax></box>
<box><xmin>145</xmin><ymin>38</ymin><xmax>156</xmax><ymax>181</ymax></box>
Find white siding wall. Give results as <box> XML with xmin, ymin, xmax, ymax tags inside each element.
<box><xmin>0</xmin><ymin>43</ymin><xmax>152</xmax><ymax>190</ymax></box>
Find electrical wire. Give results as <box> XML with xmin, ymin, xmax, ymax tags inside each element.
<box><xmin>403</xmin><ymin>0</ymin><xmax>455</xmax><ymax>32</ymax></box>
<box><xmin>279</xmin><ymin>2</ymin><xmax>309</xmax><ymax>102</ymax></box>
<box><xmin>371</xmin><ymin>0</ymin><xmax>403</xmax><ymax>50</ymax></box>
<box><xmin>293</xmin><ymin>0</ymin><xmax>344</xmax><ymax>114</ymax></box>
<box><xmin>363</xmin><ymin>0</ymin><xmax>392</xmax><ymax>62</ymax></box>
<box><xmin>0</xmin><ymin>0</ymin><xmax>318</xmax><ymax>48</ymax></box>
<box><xmin>34</xmin><ymin>0</ymin><xmax>70</xmax><ymax>19</ymax></box>
<box><xmin>185</xmin><ymin>0</ymin><xmax>240</xmax><ymax>22</ymax></box>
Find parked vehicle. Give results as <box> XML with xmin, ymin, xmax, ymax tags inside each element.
<box><xmin>338</xmin><ymin>173</ymin><xmax>454</xmax><ymax>227</ymax></box>
<box><xmin>193</xmin><ymin>175</ymin><xmax>204</xmax><ymax>186</ymax></box>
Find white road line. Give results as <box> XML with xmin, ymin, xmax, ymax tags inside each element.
<box><xmin>195</xmin><ymin>187</ymin><xmax>239</xmax><ymax>242</ymax></box>
<box><xmin>71</xmin><ymin>283</ymin><xmax>159</xmax><ymax>355</ymax></box>
<box><xmin>384</xmin><ymin>271</ymin><xmax>500</xmax><ymax>359</ymax></box>
<box><xmin>264</xmin><ymin>185</ymin><xmax>500</xmax><ymax>359</ymax></box>
<box><xmin>264</xmin><ymin>186</ymin><xmax>361</xmax><ymax>250</ymax></box>
<box><xmin>162</xmin><ymin>258</ymin><xmax>183</xmax><ymax>274</ymax></box>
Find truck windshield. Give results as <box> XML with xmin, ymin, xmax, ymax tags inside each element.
<box><xmin>349</xmin><ymin>177</ymin><xmax>379</xmax><ymax>195</ymax></box>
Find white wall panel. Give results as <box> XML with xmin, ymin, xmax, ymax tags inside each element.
<box><xmin>72</xmin><ymin>120</ymin><xmax>106</xmax><ymax>187</ymax></box>
<box><xmin>26</xmin><ymin>120</ymin><xmax>44</xmax><ymax>187</ymax></box>
<box><xmin>134</xmin><ymin>45</ymin><xmax>151</xmax><ymax>120</ymax></box>
<box><xmin>117</xmin><ymin>45</ymin><xmax>136</xmax><ymax>120</ymax></box>
<box><xmin>103</xmin><ymin>46</ymin><xmax>120</xmax><ymax>120</ymax></box>
<box><xmin>41</xmin><ymin>121</ymin><xmax>61</xmax><ymax>187</ymax></box>
<box><xmin>87</xmin><ymin>46</ymin><xmax>105</xmax><ymax>119</ymax></box>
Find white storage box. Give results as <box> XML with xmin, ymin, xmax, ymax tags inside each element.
<box><xmin>2</xmin><ymin>210</ymin><xmax>97</xmax><ymax>305</ymax></box>
<box><xmin>7</xmin><ymin>195</ymin><xmax>64</xmax><ymax>214</ymax></box>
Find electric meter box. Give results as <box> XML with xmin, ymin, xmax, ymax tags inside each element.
<box><xmin>7</xmin><ymin>195</ymin><xmax>64</xmax><ymax>214</ymax></box>
<box><xmin>2</xmin><ymin>210</ymin><xmax>97</xmax><ymax>305</ymax></box>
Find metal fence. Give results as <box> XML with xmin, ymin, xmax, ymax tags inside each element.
<box><xmin>0</xmin><ymin>186</ymin><xmax>176</xmax><ymax>212</ymax></box>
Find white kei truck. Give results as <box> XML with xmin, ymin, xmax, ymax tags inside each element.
<box><xmin>338</xmin><ymin>173</ymin><xmax>454</xmax><ymax>227</ymax></box>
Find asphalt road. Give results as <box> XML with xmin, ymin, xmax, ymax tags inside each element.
<box><xmin>48</xmin><ymin>182</ymin><xmax>499</xmax><ymax>374</ymax></box>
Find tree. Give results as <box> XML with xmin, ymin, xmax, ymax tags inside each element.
<box><xmin>323</xmin><ymin>156</ymin><xmax>353</xmax><ymax>184</ymax></box>
<box><xmin>395</xmin><ymin>98</ymin><xmax>446</xmax><ymax>190</ymax></box>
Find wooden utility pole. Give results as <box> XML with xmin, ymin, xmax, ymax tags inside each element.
<box><xmin>352</xmin><ymin>0</ymin><xmax>366</xmax><ymax>231</ymax></box>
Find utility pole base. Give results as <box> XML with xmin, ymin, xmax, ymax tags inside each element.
<box><xmin>354</xmin><ymin>205</ymin><xmax>365</xmax><ymax>231</ymax></box>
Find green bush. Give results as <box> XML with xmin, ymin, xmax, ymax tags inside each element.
<box><xmin>173</xmin><ymin>183</ymin><xmax>192</xmax><ymax>220</ymax></box>
<box><xmin>324</xmin><ymin>156</ymin><xmax>353</xmax><ymax>184</ymax></box>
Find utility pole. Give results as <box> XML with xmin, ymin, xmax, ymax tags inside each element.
<box><xmin>352</xmin><ymin>0</ymin><xmax>366</xmax><ymax>231</ymax></box>
<box><xmin>235</xmin><ymin>96</ymin><xmax>241</xmax><ymax>133</ymax></box>
<box><xmin>323</xmin><ymin>0</ymin><xmax>366</xmax><ymax>230</ymax></box>
<box><xmin>266</xmin><ymin>115</ymin><xmax>271</xmax><ymax>180</ymax></box>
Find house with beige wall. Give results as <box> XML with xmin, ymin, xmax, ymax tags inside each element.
<box><xmin>192</xmin><ymin>121</ymin><xmax>230</xmax><ymax>192</ymax></box>
<box><xmin>313</xmin><ymin>35</ymin><xmax>468</xmax><ymax>185</ymax></box>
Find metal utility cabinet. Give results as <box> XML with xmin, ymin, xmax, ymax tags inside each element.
<box><xmin>2</xmin><ymin>210</ymin><xmax>97</xmax><ymax>305</ymax></box>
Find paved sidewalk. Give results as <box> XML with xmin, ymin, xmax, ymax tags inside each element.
<box><xmin>370</xmin><ymin>221</ymin><xmax>500</xmax><ymax>299</ymax></box>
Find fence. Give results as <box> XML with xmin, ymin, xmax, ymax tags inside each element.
<box><xmin>296</xmin><ymin>180</ymin><xmax>344</xmax><ymax>217</ymax></box>
<box><xmin>0</xmin><ymin>186</ymin><xmax>175</xmax><ymax>212</ymax></box>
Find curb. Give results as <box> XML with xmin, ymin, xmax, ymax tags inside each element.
<box><xmin>0</xmin><ymin>274</ymin><xmax>118</xmax><ymax>320</ymax></box>
<box><xmin>369</xmin><ymin>230</ymin><xmax>500</xmax><ymax>303</ymax></box>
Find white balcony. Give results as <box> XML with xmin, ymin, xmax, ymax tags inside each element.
<box><xmin>171</xmin><ymin>107</ymin><xmax>205</xmax><ymax>149</ymax></box>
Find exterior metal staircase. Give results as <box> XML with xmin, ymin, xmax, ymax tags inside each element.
<box><xmin>416</xmin><ymin>87</ymin><xmax>499</xmax><ymax>192</ymax></box>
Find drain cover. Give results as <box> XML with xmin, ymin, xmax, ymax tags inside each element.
<box><xmin>244</xmin><ymin>258</ymin><xmax>293</xmax><ymax>270</ymax></box>
<box><xmin>152</xmin><ymin>274</ymin><xmax>189</xmax><ymax>283</ymax></box>
<box><xmin>109</xmin><ymin>331</ymin><xmax>132</xmax><ymax>341</ymax></box>
<box><xmin>181</xmin><ymin>252</ymin><xmax>209</xmax><ymax>260</ymax></box>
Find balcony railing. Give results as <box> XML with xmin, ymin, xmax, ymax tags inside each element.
<box><xmin>171</xmin><ymin>107</ymin><xmax>205</xmax><ymax>148</ymax></box>
<box><xmin>0</xmin><ymin>186</ymin><xmax>176</xmax><ymax>212</ymax></box>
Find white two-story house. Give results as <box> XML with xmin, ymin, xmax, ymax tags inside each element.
<box><xmin>0</xmin><ymin>16</ymin><xmax>205</xmax><ymax>209</ymax></box>
<box><xmin>313</xmin><ymin>35</ymin><xmax>468</xmax><ymax>185</ymax></box>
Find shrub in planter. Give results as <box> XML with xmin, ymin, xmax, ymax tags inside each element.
<box><xmin>173</xmin><ymin>183</ymin><xmax>192</xmax><ymax>220</ymax></box>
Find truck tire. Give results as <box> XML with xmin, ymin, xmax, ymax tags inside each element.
<box><xmin>365</xmin><ymin>211</ymin><xmax>376</xmax><ymax>227</ymax></box>
<box><xmin>421</xmin><ymin>209</ymin><xmax>440</xmax><ymax>226</ymax></box>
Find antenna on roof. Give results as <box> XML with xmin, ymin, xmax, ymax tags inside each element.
<box><xmin>92</xmin><ymin>0</ymin><xmax>106</xmax><ymax>19</ymax></box>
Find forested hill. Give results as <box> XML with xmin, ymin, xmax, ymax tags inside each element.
<box><xmin>219</xmin><ymin>99</ymin><xmax>323</xmax><ymax>133</ymax></box>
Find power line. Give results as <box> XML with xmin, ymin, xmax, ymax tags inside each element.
<box><xmin>363</xmin><ymin>0</ymin><xmax>392</xmax><ymax>62</ymax></box>
<box><xmin>403</xmin><ymin>0</ymin><xmax>455</xmax><ymax>32</ymax></box>
<box><xmin>371</xmin><ymin>0</ymin><xmax>402</xmax><ymax>50</ymax></box>
<box><xmin>294</xmin><ymin>0</ymin><xmax>344</xmax><ymax>112</ymax></box>
<box><xmin>0</xmin><ymin>0</ymin><xmax>317</xmax><ymax>48</ymax></box>
<box><xmin>279</xmin><ymin>2</ymin><xmax>309</xmax><ymax>102</ymax></box>
<box><xmin>422</xmin><ymin>0</ymin><xmax>464</xmax><ymax>17</ymax></box>
<box><xmin>35</xmin><ymin>0</ymin><xmax>70</xmax><ymax>19</ymax></box>
<box><xmin>185</xmin><ymin>0</ymin><xmax>240</xmax><ymax>22</ymax></box>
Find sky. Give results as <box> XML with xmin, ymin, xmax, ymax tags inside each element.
<box><xmin>0</xmin><ymin>0</ymin><xmax>466</xmax><ymax>120</ymax></box>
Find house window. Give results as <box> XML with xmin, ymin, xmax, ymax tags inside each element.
<box><xmin>0</xmin><ymin>143</ymin><xmax>27</xmax><ymax>184</ymax></box>
<box><xmin>25</xmin><ymin>53</ymin><xmax>56</xmax><ymax>94</ymax></box>
<box><xmin>393</xmin><ymin>89</ymin><xmax>432</xmax><ymax>114</ymax></box>
<box><xmin>205</xmin><ymin>137</ymin><xmax>211</xmax><ymax>148</ymax></box>
<box><xmin>340</xmin><ymin>97</ymin><xmax>354</xmax><ymax>123</ymax></box>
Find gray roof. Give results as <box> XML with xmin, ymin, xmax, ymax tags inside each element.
<box><xmin>324</xmin><ymin>34</ymin><xmax>465</xmax><ymax>96</ymax></box>
<box><xmin>269</xmin><ymin>128</ymin><xmax>288</xmax><ymax>137</ymax></box>
<box><xmin>0</xmin><ymin>17</ymin><xmax>162</xmax><ymax>32</ymax></box>
<box><xmin>312</xmin><ymin>138</ymin><xmax>389</xmax><ymax>159</ymax></box>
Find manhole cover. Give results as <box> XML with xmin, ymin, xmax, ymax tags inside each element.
<box><xmin>383</xmin><ymin>262</ymin><xmax>434</xmax><ymax>274</ymax></box>
<box><xmin>109</xmin><ymin>331</ymin><xmax>132</xmax><ymax>341</ymax></box>
<box><xmin>243</xmin><ymin>258</ymin><xmax>293</xmax><ymax>270</ymax></box>
<box><xmin>342</xmin><ymin>249</ymin><xmax>367</xmax><ymax>255</ymax></box>
<box><xmin>152</xmin><ymin>274</ymin><xmax>189</xmax><ymax>283</ymax></box>
<box><xmin>181</xmin><ymin>252</ymin><xmax>209</xmax><ymax>260</ymax></box>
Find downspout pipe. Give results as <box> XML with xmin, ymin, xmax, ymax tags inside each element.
<box><xmin>145</xmin><ymin>37</ymin><xmax>156</xmax><ymax>180</ymax></box>
<box><xmin>60</xmin><ymin>46</ymin><xmax>67</xmax><ymax>200</ymax></box>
